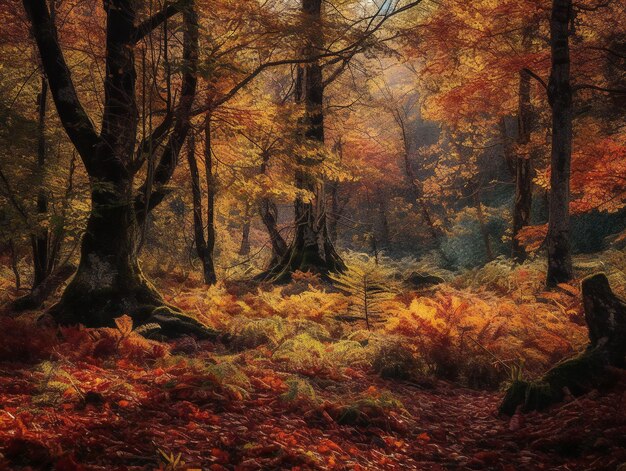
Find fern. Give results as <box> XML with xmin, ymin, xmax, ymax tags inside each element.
<box><xmin>34</xmin><ymin>361</ymin><xmax>82</xmax><ymax>405</ymax></box>
<box><xmin>330</xmin><ymin>252</ymin><xmax>400</xmax><ymax>329</ymax></box>
<box><xmin>280</xmin><ymin>377</ymin><xmax>317</xmax><ymax>403</ymax></box>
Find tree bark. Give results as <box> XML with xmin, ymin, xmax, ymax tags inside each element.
<box><xmin>258</xmin><ymin>151</ymin><xmax>288</xmax><ymax>265</ymax></box>
<box><xmin>187</xmin><ymin>131</ymin><xmax>216</xmax><ymax>285</ymax></box>
<box><xmin>203</xmin><ymin>114</ymin><xmax>217</xmax><ymax>285</ymax></box>
<box><xmin>327</xmin><ymin>139</ymin><xmax>344</xmax><ymax>245</ymax></box>
<box><xmin>546</xmin><ymin>0</ymin><xmax>574</xmax><ymax>287</ymax></box>
<box><xmin>25</xmin><ymin>0</ymin><xmax>211</xmax><ymax>337</ymax></box>
<box><xmin>238</xmin><ymin>207</ymin><xmax>251</xmax><ymax>256</ymax></box>
<box><xmin>262</xmin><ymin>0</ymin><xmax>344</xmax><ymax>281</ymax></box>
<box><xmin>9</xmin><ymin>239</ymin><xmax>21</xmax><ymax>291</ymax></box>
<box><xmin>512</xmin><ymin>69</ymin><xmax>534</xmax><ymax>263</ymax></box>
<box><xmin>12</xmin><ymin>264</ymin><xmax>75</xmax><ymax>312</ymax></box>
<box><xmin>31</xmin><ymin>74</ymin><xmax>52</xmax><ymax>287</ymax></box>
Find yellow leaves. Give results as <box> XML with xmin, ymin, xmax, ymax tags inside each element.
<box><xmin>516</xmin><ymin>224</ymin><xmax>548</xmax><ymax>253</ymax></box>
<box><xmin>407</xmin><ymin>299</ymin><xmax>438</xmax><ymax>321</ymax></box>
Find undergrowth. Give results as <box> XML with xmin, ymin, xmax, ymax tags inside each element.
<box><xmin>0</xmin><ymin>251</ymin><xmax>602</xmax><ymax>398</ymax></box>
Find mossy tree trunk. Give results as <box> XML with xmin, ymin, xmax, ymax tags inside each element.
<box><xmin>25</xmin><ymin>0</ymin><xmax>212</xmax><ymax>337</ymax></box>
<box><xmin>51</xmin><ymin>181</ymin><xmax>158</xmax><ymax>326</ymax></box>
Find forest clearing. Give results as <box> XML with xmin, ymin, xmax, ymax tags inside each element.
<box><xmin>1</xmin><ymin>0</ymin><xmax>626</xmax><ymax>469</ymax></box>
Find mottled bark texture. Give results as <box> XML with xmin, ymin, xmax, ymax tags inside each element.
<box><xmin>512</xmin><ymin>69</ymin><xmax>534</xmax><ymax>263</ymax></box>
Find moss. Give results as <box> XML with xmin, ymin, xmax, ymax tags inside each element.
<box><xmin>500</xmin><ymin>347</ymin><xmax>612</xmax><ymax>415</ymax></box>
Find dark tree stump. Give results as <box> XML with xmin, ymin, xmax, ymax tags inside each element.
<box><xmin>500</xmin><ymin>273</ymin><xmax>626</xmax><ymax>415</ymax></box>
<box><xmin>582</xmin><ymin>273</ymin><xmax>626</xmax><ymax>366</ymax></box>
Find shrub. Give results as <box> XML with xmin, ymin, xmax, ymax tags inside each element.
<box><xmin>372</xmin><ymin>341</ymin><xmax>422</xmax><ymax>380</ymax></box>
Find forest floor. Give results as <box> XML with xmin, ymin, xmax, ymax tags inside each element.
<box><xmin>1</xmin><ymin>257</ymin><xmax>626</xmax><ymax>470</ymax></box>
<box><xmin>0</xmin><ymin>349</ymin><xmax>625</xmax><ymax>471</ymax></box>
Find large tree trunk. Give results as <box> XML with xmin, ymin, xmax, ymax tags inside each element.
<box><xmin>259</xmin><ymin>198</ymin><xmax>287</xmax><ymax>266</ymax></box>
<box><xmin>26</xmin><ymin>0</ymin><xmax>212</xmax><ymax>337</ymax></box>
<box><xmin>512</xmin><ymin>70</ymin><xmax>534</xmax><ymax>263</ymax></box>
<box><xmin>262</xmin><ymin>0</ymin><xmax>344</xmax><ymax>281</ymax></box>
<box><xmin>546</xmin><ymin>0</ymin><xmax>574</xmax><ymax>286</ymax></box>
<box><xmin>50</xmin><ymin>181</ymin><xmax>161</xmax><ymax>325</ymax></box>
<box><xmin>50</xmin><ymin>181</ymin><xmax>211</xmax><ymax>336</ymax></box>
<box><xmin>258</xmin><ymin>150</ymin><xmax>288</xmax><ymax>265</ymax></box>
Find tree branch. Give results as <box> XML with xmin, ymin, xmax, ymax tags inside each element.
<box><xmin>192</xmin><ymin>0</ymin><xmax>425</xmax><ymax>114</ymax></box>
<box><xmin>135</xmin><ymin>2</ymin><xmax>198</xmax><ymax>220</ymax></box>
<box><xmin>133</xmin><ymin>2</ymin><xmax>183</xmax><ymax>43</ymax></box>
<box><xmin>23</xmin><ymin>0</ymin><xmax>100</xmax><ymax>169</ymax></box>
<box><xmin>522</xmin><ymin>68</ymin><xmax>548</xmax><ymax>90</ymax></box>
<box><xmin>573</xmin><ymin>83</ymin><xmax>626</xmax><ymax>94</ymax></box>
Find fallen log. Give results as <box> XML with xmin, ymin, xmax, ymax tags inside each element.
<box><xmin>500</xmin><ymin>273</ymin><xmax>626</xmax><ymax>415</ymax></box>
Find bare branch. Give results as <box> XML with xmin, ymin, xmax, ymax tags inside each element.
<box><xmin>522</xmin><ymin>68</ymin><xmax>548</xmax><ymax>90</ymax></box>
<box><xmin>573</xmin><ymin>83</ymin><xmax>626</xmax><ymax>94</ymax></box>
<box><xmin>23</xmin><ymin>0</ymin><xmax>100</xmax><ymax>168</ymax></box>
<box><xmin>133</xmin><ymin>2</ymin><xmax>183</xmax><ymax>43</ymax></box>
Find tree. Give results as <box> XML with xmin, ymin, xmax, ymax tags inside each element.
<box><xmin>544</xmin><ymin>0</ymin><xmax>574</xmax><ymax>286</ymax></box>
<box><xmin>24</xmin><ymin>0</ymin><xmax>210</xmax><ymax>336</ymax></box>
<box><xmin>263</xmin><ymin>0</ymin><xmax>345</xmax><ymax>281</ymax></box>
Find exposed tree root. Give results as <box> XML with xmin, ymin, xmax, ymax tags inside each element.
<box><xmin>48</xmin><ymin>270</ymin><xmax>218</xmax><ymax>340</ymax></box>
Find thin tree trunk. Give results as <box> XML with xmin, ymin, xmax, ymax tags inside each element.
<box><xmin>474</xmin><ymin>192</ymin><xmax>494</xmax><ymax>262</ymax></box>
<box><xmin>203</xmin><ymin>114</ymin><xmax>217</xmax><ymax>285</ymax></box>
<box><xmin>327</xmin><ymin>139</ymin><xmax>343</xmax><ymax>244</ymax></box>
<box><xmin>328</xmin><ymin>179</ymin><xmax>340</xmax><ymax>244</ymax></box>
<box><xmin>9</xmin><ymin>239</ymin><xmax>21</xmax><ymax>291</ymax></box>
<box><xmin>31</xmin><ymin>74</ymin><xmax>52</xmax><ymax>287</ymax></box>
<box><xmin>377</xmin><ymin>194</ymin><xmax>390</xmax><ymax>249</ymax></box>
<box><xmin>512</xmin><ymin>69</ymin><xmax>534</xmax><ymax>263</ymax></box>
<box><xmin>187</xmin><ymin>132</ymin><xmax>213</xmax><ymax>285</ymax></box>
<box><xmin>400</xmin><ymin>120</ymin><xmax>448</xmax><ymax>256</ymax></box>
<box><xmin>546</xmin><ymin>0</ymin><xmax>574</xmax><ymax>286</ymax></box>
<box><xmin>238</xmin><ymin>206</ymin><xmax>251</xmax><ymax>256</ymax></box>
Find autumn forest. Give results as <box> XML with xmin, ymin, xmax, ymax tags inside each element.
<box><xmin>1</xmin><ymin>0</ymin><xmax>626</xmax><ymax>469</ymax></box>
